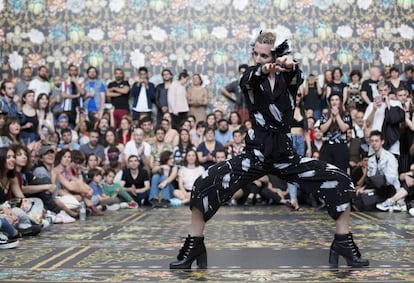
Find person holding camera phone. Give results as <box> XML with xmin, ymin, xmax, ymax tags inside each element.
<box><xmin>363</xmin><ymin>81</ymin><xmax>405</xmax><ymax>157</ymax></box>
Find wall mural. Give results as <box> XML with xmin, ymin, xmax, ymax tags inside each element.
<box><xmin>0</xmin><ymin>0</ymin><xmax>413</xmax><ymax>113</ymax></box>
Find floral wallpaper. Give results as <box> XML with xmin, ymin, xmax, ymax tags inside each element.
<box><xmin>0</xmin><ymin>0</ymin><xmax>413</xmax><ymax>112</ymax></box>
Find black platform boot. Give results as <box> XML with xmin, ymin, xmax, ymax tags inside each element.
<box><xmin>170</xmin><ymin>235</ymin><xmax>207</xmax><ymax>269</ymax></box>
<box><xmin>329</xmin><ymin>232</ymin><xmax>369</xmax><ymax>267</ymax></box>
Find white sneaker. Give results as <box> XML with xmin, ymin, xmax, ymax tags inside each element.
<box><xmin>42</xmin><ymin>219</ymin><xmax>51</xmax><ymax>229</ymax></box>
<box><xmin>393</xmin><ymin>203</ymin><xmax>407</xmax><ymax>212</ymax></box>
<box><xmin>376</xmin><ymin>199</ymin><xmax>394</xmax><ymax>211</ymax></box>
<box><xmin>60</xmin><ymin>211</ymin><xmax>76</xmax><ymax>223</ymax></box>
<box><xmin>106</xmin><ymin>203</ymin><xmax>121</xmax><ymax>211</ymax></box>
<box><xmin>409</xmin><ymin>208</ymin><xmax>414</xmax><ymax>217</ymax></box>
<box><xmin>119</xmin><ymin>202</ymin><xmax>129</xmax><ymax>209</ymax></box>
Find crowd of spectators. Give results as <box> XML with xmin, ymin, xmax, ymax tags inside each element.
<box><xmin>0</xmin><ymin>62</ymin><xmax>413</xmax><ymax>249</ymax></box>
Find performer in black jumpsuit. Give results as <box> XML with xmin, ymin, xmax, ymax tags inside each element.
<box><xmin>170</xmin><ymin>31</ymin><xmax>369</xmax><ymax>269</ymax></box>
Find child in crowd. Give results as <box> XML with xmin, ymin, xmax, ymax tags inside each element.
<box><xmin>103</xmin><ymin>168</ymin><xmax>138</xmax><ymax>209</ymax></box>
<box><xmin>88</xmin><ymin>168</ymin><xmax>119</xmax><ymax>211</ymax></box>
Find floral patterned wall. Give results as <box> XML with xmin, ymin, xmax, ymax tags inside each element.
<box><xmin>0</xmin><ymin>0</ymin><xmax>413</xmax><ymax>112</ymax></box>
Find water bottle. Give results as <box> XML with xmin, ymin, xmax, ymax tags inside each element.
<box><xmin>79</xmin><ymin>201</ymin><xmax>86</xmax><ymax>221</ymax></box>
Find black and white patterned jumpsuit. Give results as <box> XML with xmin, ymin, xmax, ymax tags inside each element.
<box><xmin>190</xmin><ymin>65</ymin><xmax>355</xmax><ymax>222</ymax></box>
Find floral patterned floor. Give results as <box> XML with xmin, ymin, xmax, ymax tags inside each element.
<box><xmin>0</xmin><ymin>205</ymin><xmax>413</xmax><ymax>282</ymax></box>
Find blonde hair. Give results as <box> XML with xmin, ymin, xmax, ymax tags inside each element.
<box><xmin>255</xmin><ymin>31</ymin><xmax>276</xmax><ymax>46</ymax></box>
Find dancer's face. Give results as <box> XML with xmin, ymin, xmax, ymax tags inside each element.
<box><xmin>252</xmin><ymin>42</ymin><xmax>274</xmax><ymax>65</ymax></box>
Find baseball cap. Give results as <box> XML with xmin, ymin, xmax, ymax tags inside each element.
<box><xmin>39</xmin><ymin>145</ymin><xmax>55</xmax><ymax>157</ymax></box>
<box><xmin>57</xmin><ymin>114</ymin><xmax>69</xmax><ymax>122</ymax></box>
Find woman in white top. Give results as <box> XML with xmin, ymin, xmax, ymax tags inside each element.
<box><xmin>168</xmin><ymin>70</ymin><xmax>190</xmax><ymax>130</ymax></box>
<box><xmin>174</xmin><ymin>149</ymin><xmax>204</xmax><ymax>204</ymax></box>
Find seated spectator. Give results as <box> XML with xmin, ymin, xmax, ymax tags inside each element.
<box><xmin>58</xmin><ymin>127</ymin><xmax>80</xmax><ymax>151</ymax></box>
<box><xmin>173</xmin><ymin>128</ymin><xmax>196</xmax><ymax>167</ymax></box>
<box><xmin>260</xmin><ymin>175</ymin><xmax>290</xmax><ymax>205</ymax></box>
<box><xmin>123</xmin><ymin>127</ymin><xmax>151</xmax><ymax>169</ymax></box>
<box><xmin>118</xmin><ymin>155</ymin><xmax>150</xmax><ymax>205</ymax></box>
<box><xmin>214</xmin><ymin>119</ymin><xmax>233</xmax><ymax>147</ymax></box>
<box><xmin>103</xmin><ymin>128</ymin><xmax>124</xmax><ymax>167</ymax></box>
<box><xmin>149</xmin><ymin>150</ymin><xmax>178</xmax><ymax>208</ymax></box>
<box><xmin>197</xmin><ymin>127</ymin><xmax>224</xmax><ymax>169</ymax></box>
<box><xmin>376</xmin><ymin>169</ymin><xmax>413</xmax><ymax>213</ymax></box>
<box><xmin>355</xmin><ymin>131</ymin><xmax>401</xmax><ymax>211</ymax></box>
<box><xmin>100</xmin><ymin>168</ymin><xmax>138</xmax><ymax>209</ymax></box>
<box><xmin>191</xmin><ymin>121</ymin><xmax>207</xmax><ymax>148</ymax></box>
<box><xmin>30</xmin><ymin>144</ymin><xmax>78</xmax><ymax>221</ymax></box>
<box><xmin>54</xmin><ymin>149</ymin><xmax>104</xmax><ymax>216</ymax></box>
<box><xmin>175</xmin><ymin>149</ymin><xmax>204</xmax><ymax>205</ymax></box>
<box><xmin>79</xmin><ymin>129</ymin><xmax>105</xmax><ymax>165</ymax></box>
<box><xmin>149</xmin><ymin>126</ymin><xmax>173</xmax><ymax>169</ymax></box>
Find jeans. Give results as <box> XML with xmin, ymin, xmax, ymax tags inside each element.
<box><xmin>149</xmin><ymin>174</ymin><xmax>173</xmax><ymax>202</ymax></box>
<box><xmin>291</xmin><ymin>133</ymin><xmax>305</xmax><ymax>156</ymax></box>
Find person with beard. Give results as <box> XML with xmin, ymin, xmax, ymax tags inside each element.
<box><xmin>214</xmin><ymin>119</ymin><xmax>233</xmax><ymax>147</ymax></box>
<box><xmin>0</xmin><ymin>80</ymin><xmax>20</xmax><ymax>117</ymax></box>
<box><xmin>79</xmin><ymin>129</ymin><xmax>105</xmax><ymax>165</ymax></box>
<box><xmin>50</xmin><ymin>75</ymin><xmax>63</xmax><ymax>118</ymax></box>
<box><xmin>106</xmin><ymin>68</ymin><xmax>130</xmax><ymax>128</ymax></box>
<box><xmin>83</xmin><ymin>66</ymin><xmax>106</xmax><ymax>126</ymax></box>
<box><xmin>155</xmin><ymin>69</ymin><xmax>173</xmax><ymax>125</ymax></box>
<box><xmin>15</xmin><ymin>66</ymin><xmax>33</xmax><ymax>98</ymax></box>
<box><xmin>61</xmin><ymin>64</ymin><xmax>85</xmax><ymax>126</ymax></box>
<box><xmin>28</xmin><ymin>65</ymin><xmax>51</xmax><ymax>100</ymax></box>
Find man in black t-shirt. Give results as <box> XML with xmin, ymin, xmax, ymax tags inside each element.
<box><xmin>119</xmin><ymin>155</ymin><xmax>150</xmax><ymax>205</ymax></box>
<box><xmin>107</xmin><ymin>68</ymin><xmax>130</xmax><ymax>128</ymax></box>
<box><xmin>360</xmin><ymin>66</ymin><xmax>381</xmax><ymax>106</ymax></box>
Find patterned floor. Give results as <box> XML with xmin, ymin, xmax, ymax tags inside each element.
<box><xmin>1</xmin><ymin>205</ymin><xmax>414</xmax><ymax>282</ymax></box>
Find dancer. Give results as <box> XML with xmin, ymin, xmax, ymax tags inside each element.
<box><xmin>169</xmin><ymin>30</ymin><xmax>369</xmax><ymax>269</ymax></box>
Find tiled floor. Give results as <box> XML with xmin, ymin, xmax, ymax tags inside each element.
<box><xmin>1</xmin><ymin>205</ymin><xmax>413</xmax><ymax>282</ymax></box>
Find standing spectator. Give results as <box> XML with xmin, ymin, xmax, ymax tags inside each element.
<box><xmin>187</xmin><ymin>74</ymin><xmax>208</xmax><ymax>123</ymax></box>
<box><xmin>106</xmin><ymin>68</ymin><xmax>130</xmax><ymax>128</ymax></box>
<box><xmin>155</xmin><ymin>69</ymin><xmax>173</xmax><ymax>125</ymax></box>
<box><xmin>61</xmin><ymin>64</ymin><xmax>85</xmax><ymax>125</ymax></box>
<box><xmin>347</xmin><ymin>70</ymin><xmax>364</xmax><ymax>111</ymax></box>
<box><xmin>28</xmin><ymin>65</ymin><xmax>51</xmax><ymax>99</ymax></box>
<box><xmin>320</xmin><ymin>69</ymin><xmax>332</xmax><ymax>111</ymax></box>
<box><xmin>50</xmin><ymin>75</ymin><xmax>63</xmax><ymax>118</ymax></box>
<box><xmin>168</xmin><ymin>70</ymin><xmax>190</xmax><ymax>130</ymax></box>
<box><xmin>83</xmin><ymin>66</ymin><xmax>106</xmax><ymax>126</ymax></box>
<box><xmin>36</xmin><ymin>93</ymin><xmax>55</xmax><ymax>142</ymax></box>
<box><xmin>221</xmin><ymin>64</ymin><xmax>249</xmax><ymax>122</ymax></box>
<box><xmin>20</xmin><ymin>90</ymin><xmax>40</xmax><ymax>144</ymax></box>
<box><xmin>131</xmin><ymin>67</ymin><xmax>155</xmax><ymax>123</ymax></box>
<box><xmin>15</xmin><ymin>66</ymin><xmax>33</xmax><ymax>98</ymax></box>
<box><xmin>303</xmin><ymin>73</ymin><xmax>323</xmax><ymax>120</ymax></box>
<box><xmin>388</xmin><ymin>66</ymin><xmax>406</xmax><ymax>95</ymax></box>
<box><xmin>326</xmin><ymin>67</ymin><xmax>348</xmax><ymax>106</ymax></box>
<box><xmin>319</xmin><ymin>93</ymin><xmax>352</xmax><ymax>172</ymax></box>
<box><xmin>363</xmin><ymin>81</ymin><xmax>404</xmax><ymax>157</ymax></box>
<box><xmin>360</xmin><ymin>66</ymin><xmax>381</xmax><ymax>106</ymax></box>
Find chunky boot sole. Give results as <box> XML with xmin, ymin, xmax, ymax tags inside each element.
<box><xmin>329</xmin><ymin>248</ymin><xmax>370</xmax><ymax>267</ymax></box>
<box><xmin>170</xmin><ymin>251</ymin><xmax>207</xmax><ymax>269</ymax></box>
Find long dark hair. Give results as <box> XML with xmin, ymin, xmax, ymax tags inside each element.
<box><xmin>0</xmin><ymin>147</ymin><xmax>15</xmax><ymax>179</ymax></box>
<box><xmin>2</xmin><ymin>117</ymin><xmax>22</xmax><ymax>143</ymax></box>
<box><xmin>36</xmin><ymin>93</ymin><xmax>51</xmax><ymax>114</ymax></box>
<box><xmin>54</xmin><ymin>148</ymin><xmax>72</xmax><ymax>167</ymax></box>
<box><xmin>178</xmin><ymin>128</ymin><xmax>194</xmax><ymax>154</ymax></box>
<box><xmin>10</xmin><ymin>144</ymin><xmax>31</xmax><ymax>172</ymax></box>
